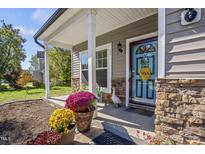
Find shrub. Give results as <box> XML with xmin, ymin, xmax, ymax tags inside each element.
<box><xmin>27</xmin><ymin>131</ymin><xmax>61</xmax><ymax>145</ymax></box>
<box><xmin>32</xmin><ymin>80</ymin><xmax>44</xmax><ymax>88</ymax></box>
<box><xmin>0</xmin><ymin>85</ymin><xmax>9</xmax><ymax>91</ymax></box>
<box><xmin>3</xmin><ymin>71</ymin><xmax>21</xmax><ymax>89</ymax></box>
<box><xmin>48</xmin><ymin>108</ymin><xmax>76</xmax><ymax>134</ymax></box>
<box><xmin>65</xmin><ymin>91</ymin><xmax>96</xmax><ymax>113</ymax></box>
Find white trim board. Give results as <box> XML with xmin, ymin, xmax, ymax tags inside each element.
<box><xmin>158</xmin><ymin>8</ymin><xmax>166</xmax><ymax>78</ymax></box>
<box><xmin>125</xmin><ymin>32</ymin><xmax>158</xmax><ymax>107</ymax></box>
<box><xmin>79</xmin><ymin>43</ymin><xmax>112</xmax><ymax>93</ymax></box>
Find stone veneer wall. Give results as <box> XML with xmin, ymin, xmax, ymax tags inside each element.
<box><xmin>71</xmin><ymin>78</ymin><xmax>80</xmax><ymax>93</ymax></box>
<box><xmin>155</xmin><ymin>79</ymin><xmax>205</xmax><ymax>144</ymax></box>
<box><xmin>112</xmin><ymin>78</ymin><xmax>126</xmax><ymax>104</ymax></box>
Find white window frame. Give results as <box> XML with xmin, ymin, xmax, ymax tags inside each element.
<box><xmin>79</xmin><ymin>43</ymin><xmax>112</xmax><ymax>93</ymax></box>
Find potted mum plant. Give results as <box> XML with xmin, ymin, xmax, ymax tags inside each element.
<box><xmin>27</xmin><ymin>131</ymin><xmax>62</xmax><ymax>145</ymax></box>
<box><xmin>65</xmin><ymin>91</ymin><xmax>96</xmax><ymax>132</ymax></box>
<box><xmin>48</xmin><ymin>108</ymin><xmax>76</xmax><ymax>144</ymax></box>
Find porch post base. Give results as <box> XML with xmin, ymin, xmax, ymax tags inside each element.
<box><xmin>155</xmin><ymin>78</ymin><xmax>205</xmax><ymax>144</ymax></box>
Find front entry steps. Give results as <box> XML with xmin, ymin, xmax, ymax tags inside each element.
<box><xmin>100</xmin><ymin>121</ymin><xmax>146</xmax><ymax>144</ymax></box>
<box><xmin>92</xmin><ymin>129</ymin><xmax>136</xmax><ymax>145</ymax></box>
<box><xmin>128</xmin><ymin>101</ymin><xmax>155</xmax><ymax>112</ymax></box>
<box><xmin>95</xmin><ymin>102</ymin><xmax>155</xmax><ymax>144</ymax></box>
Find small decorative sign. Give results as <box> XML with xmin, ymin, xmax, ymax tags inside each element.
<box><xmin>181</xmin><ymin>8</ymin><xmax>201</xmax><ymax>26</ymax></box>
<box><xmin>140</xmin><ymin>67</ymin><xmax>151</xmax><ymax>81</ymax></box>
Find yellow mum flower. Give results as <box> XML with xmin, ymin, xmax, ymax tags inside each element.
<box><xmin>48</xmin><ymin>108</ymin><xmax>76</xmax><ymax>134</ymax></box>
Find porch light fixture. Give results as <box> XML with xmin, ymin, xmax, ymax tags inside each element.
<box><xmin>181</xmin><ymin>8</ymin><xmax>201</xmax><ymax>25</ymax></box>
<box><xmin>184</xmin><ymin>8</ymin><xmax>198</xmax><ymax>22</ymax></box>
<box><xmin>117</xmin><ymin>41</ymin><xmax>124</xmax><ymax>53</ymax></box>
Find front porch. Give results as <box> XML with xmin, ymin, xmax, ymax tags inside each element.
<box><xmin>34</xmin><ymin>8</ymin><xmax>165</xmax><ymax>108</ymax></box>
<box><xmin>34</xmin><ymin>8</ymin><xmax>163</xmax><ymax>144</ymax></box>
<box><xmin>47</xmin><ymin>96</ymin><xmax>155</xmax><ymax>144</ymax></box>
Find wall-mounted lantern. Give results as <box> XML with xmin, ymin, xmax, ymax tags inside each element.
<box><xmin>181</xmin><ymin>8</ymin><xmax>201</xmax><ymax>25</ymax></box>
<box><xmin>117</xmin><ymin>41</ymin><xmax>124</xmax><ymax>53</ymax></box>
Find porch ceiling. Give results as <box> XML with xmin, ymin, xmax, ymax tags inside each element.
<box><xmin>38</xmin><ymin>8</ymin><xmax>157</xmax><ymax>48</ymax></box>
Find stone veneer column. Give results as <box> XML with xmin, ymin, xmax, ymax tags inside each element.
<box><xmin>111</xmin><ymin>78</ymin><xmax>126</xmax><ymax>104</ymax></box>
<box><xmin>155</xmin><ymin>79</ymin><xmax>205</xmax><ymax>144</ymax></box>
<box><xmin>71</xmin><ymin>78</ymin><xmax>80</xmax><ymax>93</ymax></box>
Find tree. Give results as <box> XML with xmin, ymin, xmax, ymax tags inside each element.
<box><xmin>0</xmin><ymin>21</ymin><xmax>26</xmax><ymax>88</ymax></box>
<box><xmin>28</xmin><ymin>54</ymin><xmax>39</xmax><ymax>74</ymax></box>
<box><xmin>16</xmin><ymin>70</ymin><xmax>32</xmax><ymax>88</ymax></box>
<box><xmin>48</xmin><ymin>47</ymin><xmax>71</xmax><ymax>86</ymax></box>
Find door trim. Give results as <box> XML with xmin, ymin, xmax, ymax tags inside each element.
<box><xmin>125</xmin><ymin>32</ymin><xmax>157</xmax><ymax>107</ymax></box>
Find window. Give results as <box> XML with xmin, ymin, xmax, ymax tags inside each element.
<box><xmin>80</xmin><ymin>44</ymin><xmax>111</xmax><ymax>93</ymax></box>
<box><xmin>81</xmin><ymin>53</ymin><xmax>89</xmax><ymax>87</ymax></box>
<box><xmin>96</xmin><ymin>50</ymin><xmax>107</xmax><ymax>88</ymax></box>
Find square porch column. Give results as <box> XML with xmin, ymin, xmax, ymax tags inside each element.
<box><xmin>158</xmin><ymin>8</ymin><xmax>166</xmax><ymax>78</ymax></box>
<box><xmin>44</xmin><ymin>42</ymin><xmax>50</xmax><ymax>98</ymax></box>
<box><xmin>87</xmin><ymin>9</ymin><xmax>97</xmax><ymax>94</ymax></box>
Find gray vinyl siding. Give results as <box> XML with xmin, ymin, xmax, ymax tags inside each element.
<box><xmin>72</xmin><ymin>14</ymin><xmax>158</xmax><ymax>79</ymax></box>
<box><xmin>71</xmin><ymin>50</ymin><xmax>80</xmax><ymax>78</ymax></box>
<box><xmin>165</xmin><ymin>8</ymin><xmax>205</xmax><ymax>78</ymax></box>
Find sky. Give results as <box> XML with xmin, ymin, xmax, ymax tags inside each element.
<box><xmin>0</xmin><ymin>8</ymin><xmax>57</xmax><ymax>69</ymax></box>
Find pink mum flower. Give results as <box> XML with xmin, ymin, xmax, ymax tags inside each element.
<box><xmin>65</xmin><ymin>91</ymin><xmax>96</xmax><ymax>113</ymax></box>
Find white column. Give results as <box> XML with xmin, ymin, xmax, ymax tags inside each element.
<box><xmin>158</xmin><ymin>8</ymin><xmax>166</xmax><ymax>78</ymax></box>
<box><xmin>44</xmin><ymin>42</ymin><xmax>50</xmax><ymax>98</ymax></box>
<box><xmin>87</xmin><ymin>9</ymin><xmax>97</xmax><ymax>94</ymax></box>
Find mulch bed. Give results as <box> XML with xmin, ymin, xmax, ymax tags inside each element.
<box><xmin>0</xmin><ymin>100</ymin><xmax>58</xmax><ymax>145</ymax></box>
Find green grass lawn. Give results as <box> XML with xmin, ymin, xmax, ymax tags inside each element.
<box><xmin>0</xmin><ymin>86</ymin><xmax>72</xmax><ymax>103</ymax></box>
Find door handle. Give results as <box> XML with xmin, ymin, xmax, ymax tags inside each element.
<box><xmin>132</xmin><ymin>71</ymin><xmax>135</xmax><ymax>76</ymax></box>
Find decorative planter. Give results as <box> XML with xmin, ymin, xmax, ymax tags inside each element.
<box><xmin>76</xmin><ymin>110</ymin><xmax>94</xmax><ymax>132</ymax></box>
<box><xmin>93</xmin><ymin>105</ymin><xmax>98</xmax><ymax>119</ymax></box>
<box><xmin>60</xmin><ymin>125</ymin><xmax>76</xmax><ymax>145</ymax></box>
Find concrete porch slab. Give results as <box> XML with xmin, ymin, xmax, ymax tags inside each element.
<box><xmin>46</xmin><ymin>96</ymin><xmax>155</xmax><ymax>144</ymax></box>
<box><xmin>46</xmin><ymin>95</ymin><xmax>68</xmax><ymax>107</ymax></box>
<box><xmin>95</xmin><ymin>102</ymin><xmax>155</xmax><ymax>141</ymax></box>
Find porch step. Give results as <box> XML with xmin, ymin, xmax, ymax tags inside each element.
<box><xmin>44</xmin><ymin>97</ymin><xmax>65</xmax><ymax>107</ymax></box>
<box><xmin>128</xmin><ymin>102</ymin><xmax>155</xmax><ymax>112</ymax></box>
<box><xmin>101</xmin><ymin>121</ymin><xmax>147</xmax><ymax>145</ymax></box>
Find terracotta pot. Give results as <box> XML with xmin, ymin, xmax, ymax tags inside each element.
<box><xmin>76</xmin><ymin>110</ymin><xmax>94</xmax><ymax>132</ymax></box>
<box><xmin>60</xmin><ymin>125</ymin><xmax>76</xmax><ymax>145</ymax></box>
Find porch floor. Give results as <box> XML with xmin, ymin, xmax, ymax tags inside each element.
<box><xmin>47</xmin><ymin>95</ymin><xmax>155</xmax><ymax>144</ymax></box>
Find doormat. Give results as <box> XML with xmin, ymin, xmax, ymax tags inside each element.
<box><xmin>126</xmin><ymin>108</ymin><xmax>154</xmax><ymax>117</ymax></box>
<box><xmin>93</xmin><ymin>130</ymin><xmax>136</xmax><ymax>145</ymax></box>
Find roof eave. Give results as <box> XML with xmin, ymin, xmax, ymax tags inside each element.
<box><xmin>33</xmin><ymin>8</ymin><xmax>68</xmax><ymax>40</ymax></box>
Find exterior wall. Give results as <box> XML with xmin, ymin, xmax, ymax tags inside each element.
<box><xmin>72</xmin><ymin>14</ymin><xmax>158</xmax><ymax>98</ymax></box>
<box><xmin>155</xmin><ymin>8</ymin><xmax>205</xmax><ymax>144</ymax></box>
<box><xmin>165</xmin><ymin>8</ymin><xmax>205</xmax><ymax>79</ymax></box>
<box><xmin>71</xmin><ymin>50</ymin><xmax>80</xmax><ymax>79</ymax></box>
<box><xmin>112</xmin><ymin>78</ymin><xmax>126</xmax><ymax>100</ymax></box>
<box><xmin>155</xmin><ymin>79</ymin><xmax>205</xmax><ymax>144</ymax></box>
<box><xmin>39</xmin><ymin>58</ymin><xmax>45</xmax><ymax>71</ymax></box>
<box><xmin>33</xmin><ymin>70</ymin><xmax>43</xmax><ymax>82</ymax></box>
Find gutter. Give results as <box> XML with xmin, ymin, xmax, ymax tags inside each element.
<box><xmin>34</xmin><ymin>38</ymin><xmax>45</xmax><ymax>49</ymax></box>
<box><xmin>34</xmin><ymin>8</ymin><xmax>68</xmax><ymax>48</ymax></box>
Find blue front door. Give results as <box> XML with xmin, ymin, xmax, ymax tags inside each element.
<box><xmin>131</xmin><ymin>38</ymin><xmax>157</xmax><ymax>105</ymax></box>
